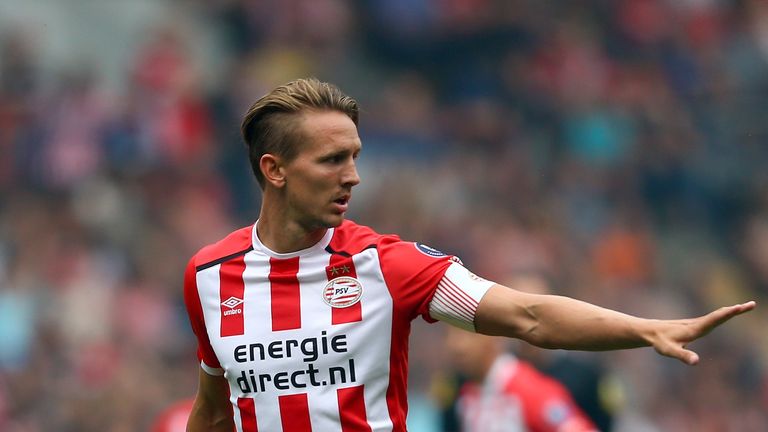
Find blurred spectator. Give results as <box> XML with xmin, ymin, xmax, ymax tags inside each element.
<box><xmin>444</xmin><ymin>326</ymin><xmax>598</xmax><ymax>432</ymax></box>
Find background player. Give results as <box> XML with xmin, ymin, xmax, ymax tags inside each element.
<box><xmin>445</xmin><ymin>326</ymin><xmax>597</xmax><ymax>432</ymax></box>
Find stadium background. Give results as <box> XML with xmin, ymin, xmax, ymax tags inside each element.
<box><xmin>0</xmin><ymin>0</ymin><xmax>766</xmax><ymax>430</ymax></box>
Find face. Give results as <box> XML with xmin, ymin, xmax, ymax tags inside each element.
<box><xmin>445</xmin><ymin>327</ymin><xmax>501</xmax><ymax>381</ymax></box>
<box><xmin>280</xmin><ymin>110</ymin><xmax>361</xmax><ymax>231</ymax></box>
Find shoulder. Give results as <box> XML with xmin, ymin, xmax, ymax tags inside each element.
<box><xmin>327</xmin><ymin>219</ymin><xmax>399</xmax><ymax>256</ymax></box>
<box><xmin>190</xmin><ymin>225</ymin><xmax>254</xmax><ymax>271</ymax></box>
<box><xmin>506</xmin><ymin>360</ymin><xmax>569</xmax><ymax>397</ymax></box>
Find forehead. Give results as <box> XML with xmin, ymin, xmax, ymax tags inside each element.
<box><xmin>297</xmin><ymin>110</ymin><xmax>361</xmax><ymax>153</ymax></box>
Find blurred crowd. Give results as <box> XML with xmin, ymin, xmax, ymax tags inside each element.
<box><xmin>1</xmin><ymin>0</ymin><xmax>767</xmax><ymax>430</ymax></box>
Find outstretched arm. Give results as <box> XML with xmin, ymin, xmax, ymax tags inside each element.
<box><xmin>474</xmin><ymin>284</ymin><xmax>755</xmax><ymax>365</ymax></box>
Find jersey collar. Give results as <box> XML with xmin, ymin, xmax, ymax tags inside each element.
<box><xmin>251</xmin><ymin>220</ymin><xmax>335</xmax><ymax>259</ymax></box>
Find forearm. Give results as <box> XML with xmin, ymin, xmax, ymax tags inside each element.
<box><xmin>186</xmin><ymin>406</ymin><xmax>234</xmax><ymax>432</ymax></box>
<box><xmin>475</xmin><ymin>285</ymin><xmax>654</xmax><ymax>351</ymax></box>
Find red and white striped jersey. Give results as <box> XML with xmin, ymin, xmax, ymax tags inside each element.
<box><xmin>458</xmin><ymin>355</ymin><xmax>598</xmax><ymax>432</ymax></box>
<box><xmin>184</xmin><ymin>219</ymin><xmax>492</xmax><ymax>432</ymax></box>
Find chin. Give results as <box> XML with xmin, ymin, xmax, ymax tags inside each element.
<box><xmin>315</xmin><ymin>214</ymin><xmax>345</xmax><ymax>229</ymax></box>
<box><xmin>327</xmin><ymin>215</ymin><xmax>346</xmax><ymax>227</ymax></box>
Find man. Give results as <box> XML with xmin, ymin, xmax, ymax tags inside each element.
<box><xmin>184</xmin><ymin>78</ymin><xmax>755</xmax><ymax>431</ymax></box>
<box><xmin>445</xmin><ymin>326</ymin><xmax>597</xmax><ymax>432</ymax></box>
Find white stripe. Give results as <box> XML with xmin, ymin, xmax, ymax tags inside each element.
<box><xmin>241</xmin><ymin>252</ymin><xmax>281</xmax><ymax>429</ymax></box>
<box><xmin>196</xmin><ymin>264</ymin><xmax>223</xmax><ymax>365</ymax></box>
<box><xmin>439</xmin><ymin>277</ymin><xmax>479</xmax><ymax>308</ymax></box>
<box><xmin>254</xmin><ymin>393</ymin><xmax>281</xmax><ymax>431</ymax></box>
<box><xmin>298</xmin><ymin>253</ymin><xmax>343</xmax><ymax>432</ymax></box>
<box><xmin>435</xmin><ymin>282</ymin><xmax>477</xmax><ymax>315</ymax></box>
<box><xmin>307</xmin><ymin>388</ymin><xmax>343</xmax><ymax>432</ymax></box>
<box><xmin>431</xmin><ymin>295</ymin><xmax>474</xmax><ymax>323</ymax></box>
<box><xmin>232</xmin><ymin>398</ymin><xmax>244</xmax><ymax>432</ymax></box>
<box><xmin>354</xmin><ymin>251</ymin><xmax>394</xmax><ymax>432</ymax></box>
<box><xmin>435</xmin><ymin>282</ymin><xmax>476</xmax><ymax>313</ymax></box>
<box><xmin>242</xmin><ymin>250</ymin><xmax>271</xmax><ymax>337</ymax></box>
<box><xmin>431</xmin><ymin>291</ymin><xmax>474</xmax><ymax>320</ymax></box>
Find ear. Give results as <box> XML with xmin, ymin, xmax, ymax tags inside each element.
<box><xmin>260</xmin><ymin>154</ymin><xmax>286</xmax><ymax>188</ymax></box>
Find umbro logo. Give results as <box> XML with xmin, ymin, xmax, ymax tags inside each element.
<box><xmin>222</xmin><ymin>296</ymin><xmax>243</xmax><ymax>308</ymax></box>
<box><xmin>222</xmin><ymin>296</ymin><xmax>243</xmax><ymax>316</ymax></box>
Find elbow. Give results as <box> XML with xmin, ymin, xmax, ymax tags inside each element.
<box><xmin>474</xmin><ymin>285</ymin><xmax>550</xmax><ymax>344</ymax></box>
<box><xmin>514</xmin><ymin>315</ymin><xmax>553</xmax><ymax>348</ymax></box>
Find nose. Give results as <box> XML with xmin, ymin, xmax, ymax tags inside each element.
<box><xmin>343</xmin><ymin>159</ymin><xmax>361</xmax><ymax>187</ymax></box>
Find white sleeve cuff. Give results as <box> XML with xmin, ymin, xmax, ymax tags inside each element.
<box><xmin>429</xmin><ymin>262</ymin><xmax>494</xmax><ymax>332</ymax></box>
<box><xmin>200</xmin><ymin>360</ymin><xmax>225</xmax><ymax>376</ymax></box>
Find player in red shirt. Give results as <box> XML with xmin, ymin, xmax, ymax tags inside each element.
<box><xmin>184</xmin><ymin>78</ymin><xmax>755</xmax><ymax>431</ymax></box>
<box><xmin>447</xmin><ymin>327</ymin><xmax>597</xmax><ymax>432</ymax></box>
<box><xmin>152</xmin><ymin>399</ymin><xmax>195</xmax><ymax>432</ymax></box>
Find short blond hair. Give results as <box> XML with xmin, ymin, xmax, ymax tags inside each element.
<box><xmin>241</xmin><ymin>78</ymin><xmax>359</xmax><ymax>188</ymax></box>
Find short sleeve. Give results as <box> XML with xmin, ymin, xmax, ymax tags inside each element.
<box><xmin>377</xmin><ymin>238</ymin><xmax>456</xmax><ymax>322</ymax></box>
<box><xmin>183</xmin><ymin>256</ymin><xmax>224</xmax><ymax>376</ymax></box>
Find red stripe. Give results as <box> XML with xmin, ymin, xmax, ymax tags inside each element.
<box><xmin>442</xmin><ymin>276</ymin><xmax>480</xmax><ymax>306</ymax></box>
<box><xmin>278</xmin><ymin>393</ymin><xmax>312</xmax><ymax>432</ymax></box>
<box><xmin>219</xmin><ymin>255</ymin><xmax>247</xmax><ymax>337</ymax></box>
<box><xmin>437</xmin><ymin>280</ymin><xmax>477</xmax><ymax>308</ymax></box>
<box><xmin>337</xmin><ymin>386</ymin><xmax>372</xmax><ymax>432</ymax></box>
<box><xmin>269</xmin><ymin>257</ymin><xmax>301</xmax><ymax>331</ymax></box>
<box><xmin>432</xmin><ymin>295</ymin><xmax>473</xmax><ymax>321</ymax></box>
<box><xmin>237</xmin><ymin>398</ymin><xmax>259</xmax><ymax>432</ymax></box>
<box><xmin>326</xmin><ymin>256</ymin><xmax>362</xmax><ymax>324</ymax></box>
<box><xmin>436</xmin><ymin>285</ymin><xmax>477</xmax><ymax>316</ymax></box>
<box><xmin>437</xmin><ymin>281</ymin><xmax>476</xmax><ymax>309</ymax></box>
<box><xmin>334</xmin><ymin>294</ymin><xmax>360</xmax><ymax>301</ymax></box>
<box><xmin>432</xmin><ymin>296</ymin><xmax>472</xmax><ymax>320</ymax></box>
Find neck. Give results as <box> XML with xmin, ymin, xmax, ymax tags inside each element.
<box><xmin>471</xmin><ymin>350</ymin><xmax>503</xmax><ymax>383</ymax></box>
<box><xmin>257</xmin><ymin>193</ymin><xmax>328</xmax><ymax>254</ymax></box>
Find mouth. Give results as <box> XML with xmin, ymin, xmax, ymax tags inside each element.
<box><xmin>332</xmin><ymin>195</ymin><xmax>351</xmax><ymax>212</ymax></box>
<box><xmin>334</xmin><ymin>196</ymin><xmax>349</xmax><ymax>205</ymax></box>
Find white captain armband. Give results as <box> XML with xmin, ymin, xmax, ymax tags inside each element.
<box><xmin>428</xmin><ymin>262</ymin><xmax>494</xmax><ymax>332</ymax></box>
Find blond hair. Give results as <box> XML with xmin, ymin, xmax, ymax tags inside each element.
<box><xmin>241</xmin><ymin>78</ymin><xmax>359</xmax><ymax>188</ymax></box>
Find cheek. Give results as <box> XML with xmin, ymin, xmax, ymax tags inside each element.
<box><xmin>303</xmin><ymin>179</ymin><xmax>332</xmax><ymax>197</ymax></box>
<box><xmin>291</xmin><ymin>174</ymin><xmax>333</xmax><ymax>203</ymax></box>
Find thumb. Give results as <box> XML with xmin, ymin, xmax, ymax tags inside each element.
<box><xmin>659</xmin><ymin>343</ymin><xmax>700</xmax><ymax>365</ymax></box>
<box><xmin>679</xmin><ymin>349</ymin><xmax>700</xmax><ymax>366</ymax></box>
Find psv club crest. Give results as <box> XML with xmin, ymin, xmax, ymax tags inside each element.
<box><xmin>323</xmin><ymin>276</ymin><xmax>363</xmax><ymax>308</ymax></box>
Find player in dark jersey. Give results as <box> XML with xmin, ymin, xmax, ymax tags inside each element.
<box><xmin>185</xmin><ymin>78</ymin><xmax>755</xmax><ymax>432</ymax></box>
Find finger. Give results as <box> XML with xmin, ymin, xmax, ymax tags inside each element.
<box><xmin>681</xmin><ymin>349</ymin><xmax>699</xmax><ymax>366</ymax></box>
<box><xmin>699</xmin><ymin>301</ymin><xmax>756</xmax><ymax>332</ymax></box>
<box><xmin>737</xmin><ymin>300</ymin><xmax>757</xmax><ymax>312</ymax></box>
<box><xmin>664</xmin><ymin>344</ymin><xmax>700</xmax><ymax>365</ymax></box>
<box><xmin>656</xmin><ymin>341</ymin><xmax>700</xmax><ymax>365</ymax></box>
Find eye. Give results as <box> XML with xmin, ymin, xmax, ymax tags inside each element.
<box><xmin>322</xmin><ymin>153</ymin><xmax>346</xmax><ymax>164</ymax></box>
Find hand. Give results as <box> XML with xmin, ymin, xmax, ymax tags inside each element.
<box><xmin>647</xmin><ymin>301</ymin><xmax>756</xmax><ymax>365</ymax></box>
